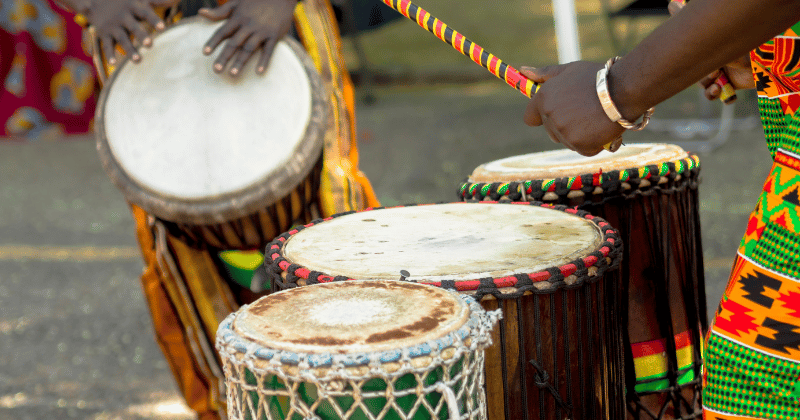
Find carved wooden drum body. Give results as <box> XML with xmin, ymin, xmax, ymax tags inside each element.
<box><xmin>461</xmin><ymin>144</ymin><xmax>707</xmax><ymax>419</ymax></box>
<box><xmin>215</xmin><ymin>280</ymin><xmax>500</xmax><ymax>420</ymax></box>
<box><xmin>265</xmin><ymin>202</ymin><xmax>626</xmax><ymax>420</ymax></box>
<box><xmin>96</xmin><ymin>19</ymin><xmax>327</xmax><ymax>250</ymax></box>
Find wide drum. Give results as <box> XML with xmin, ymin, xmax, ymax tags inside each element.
<box><xmin>264</xmin><ymin>202</ymin><xmax>626</xmax><ymax>420</ymax></box>
<box><xmin>460</xmin><ymin>144</ymin><xmax>707</xmax><ymax>419</ymax></box>
<box><xmin>215</xmin><ymin>280</ymin><xmax>500</xmax><ymax>420</ymax></box>
<box><xmin>95</xmin><ymin>18</ymin><xmax>327</xmax><ymax>250</ymax></box>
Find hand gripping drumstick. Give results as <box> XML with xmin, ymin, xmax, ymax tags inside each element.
<box><xmin>380</xmin><ymin>0</ymin><xmax>627</xmax><ymax>150</ymax></box>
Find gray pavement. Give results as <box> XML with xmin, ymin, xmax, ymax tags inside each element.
<box><xmin>0</xmin><ymin>82</ymin><xmax>773</xmax><ymax>419</ymax></box>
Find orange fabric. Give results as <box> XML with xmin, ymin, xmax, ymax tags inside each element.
<box><xmin>131</xmin><ymin>205</ymin><xmax>226</xmax><ymax>419</ymax></box>
<box><xmin>120</xmin><ymin>3</ymin><xmax>379</xmax><ymax>419</ymax></box>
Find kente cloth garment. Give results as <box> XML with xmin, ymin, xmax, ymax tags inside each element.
<box><xmin>702</xmin><ymin>22</ymin><xmax>800</xmax><ymax>420</ymax></box>
<box><xmin>125</xmin><ymin>1</ymin><xmax>379</xmax><ymax>419</ymax></box>
<box><xmin>0</xmin><ymin>0</ymin><xmax>96</xmax><ymax>138</ymax></box>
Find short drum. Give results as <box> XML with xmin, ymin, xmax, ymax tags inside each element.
<box><xmin>95</xmin><ymin>18</ymin><xmax>327</xmax><ymax>250</ymax></box>
<box><xmin>460</xmin><ymin>144</ymin><xmax>707</xmax><ymax>419</ymax></box>
<box><xmin>264</xmin><ymin>202</ymin><xmax>626</xmax><ymax>420</ymax></box>
<box><xmin>215</xmin><ymin>280</ymin><xmax>500</xmax><ymax>420</ymax></box>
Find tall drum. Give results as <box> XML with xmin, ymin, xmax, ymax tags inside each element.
<box><xmin>264</xmin><ymin>202</ymin><xmax>625</xmax><ymax>420</ymax></box>
<box><xmin>215</xmin><ymin>280</ymin><xmax>500</xmax><ymax>420</ymax></box>
<box><xmin>460</xmin><ymin>144</ymin><xmax>707</xmax><ymax>419</ymax></box>
<box><xmin>95</xmin><ymin>18</ymin><xmax>327</xmax><ymax>250</ymax></box>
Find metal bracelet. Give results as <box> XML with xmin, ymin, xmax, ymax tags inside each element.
<box><xmin>595</xmin><ymin>56</ymin><xmax>654</xmax><ymax>131</ymax></box>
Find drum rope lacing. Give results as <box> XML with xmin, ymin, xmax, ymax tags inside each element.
<box><xmin>263</xmin><ymin>202</ymin><xmax>624</xmax><ymax>299</ymax></box>
<box><xmin>458</xmin><ymin>154</ymin><xmax>700</xmax><ymax>204</ymax></box>
<box><xmin>216</xmin><ymin>297</ymin><xmax>502</xmax><ymax>420</ymax></box>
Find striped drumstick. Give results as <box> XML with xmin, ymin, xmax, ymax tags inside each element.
<box><xmin>380</xmin><ymin>0</ymin><xmax>537</xmax><ymax>98</ymax></box>
<box><xmin>381</xmin><ymin>0</ymin><xmax>623</xmax><ymax>151</ymax></box>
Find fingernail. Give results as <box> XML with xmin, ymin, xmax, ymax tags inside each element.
<box><xmin>108</xmin><ymin>57</ymin><xmax>116</xmax><ymax>65</ymax></box>
<box><xmin>230</xmin><ymin>68</ymin><xmax>239</xmax><ymax>75</ymax></box>
<box><xmin>214</xmin><ymin>63</ymin><xmax>223</xmax><ymax>72</ymax></box>
<box><xmin>257</xmin><ymin>66</ymin><xmax>265</xmax><ymax>73</ymax></box>
<box><xmin>204</xmin><ymin>46</ymin><xmax>212</xmax><ymax>54</ymax></box>
<box><xmin>143</xmin><ymin>37</ymin><xmax>152</xmax><ymax>47</ymax></box>
<box><xmin>156</xmin><ymin>22</ymin><xmax>165</xmax><ymax>30</ymax></box>
<box><xmin>520</xmin><ymin>66</ymin><xmax>535</xmax><ymax>72</ymax></box>
<box><xmin>132</xmin><ymin>54</ymin><xmax>140</xmax><ymax>61</ymax></box>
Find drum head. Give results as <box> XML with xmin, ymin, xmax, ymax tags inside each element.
<box><xmin>469</xmin><ymin>143</ymin><xmax>688</xmax><ymax>182</ymax></box>
<box><xmin>96</xmin><ymin>18</ymin><xmax>326</xmax><ymax>224</ymax></box>
<box><xmin>281</xmin><ymin>202</ymin><xmax>603</xmax><ymax>284</ymax></box>
<box><xmin>232</xmin><ymin>281</ymin><xmax>469</xmax><ymax>354</ymax></box>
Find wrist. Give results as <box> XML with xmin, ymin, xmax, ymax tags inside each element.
<box><xmin>596</xmin><ymin>56</ymin><xmax>654</xmax><ymax>131</ymax></box>
<box><xmin>606</xmin><ymin>58</ymin><xmax>651</xmax><ymax>122</ymax></box>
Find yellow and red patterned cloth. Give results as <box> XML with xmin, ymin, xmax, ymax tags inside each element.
<box><xmin>703</xmin><ymin>22</ymin><xmax>800</xmax><ymax>420</ymax></box>
<box><xmin>0</xmin><ymin>0</ymin><xmax>97</xmax><ymax>138</ymax></box>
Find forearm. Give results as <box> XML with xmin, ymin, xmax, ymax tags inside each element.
<box><xmin>611</xmin><ymin>0</ymin><xmax>800</xmax><ymax>120</ymax></box>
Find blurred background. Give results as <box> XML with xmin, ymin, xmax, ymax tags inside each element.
<box><xmin>1</xmin><ymin>0</ymin><xmax>770</xmax><ymax>418</ymax></box>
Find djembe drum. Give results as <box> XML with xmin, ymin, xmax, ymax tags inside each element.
<box><xmin>215</xmin><ymin>280</ymin><xmax>500</xmax><ymax>420</ymax></box>
<box><xmin>95</xmin><ymin>18</ymin><xmax>327</xmax><ymax>250</ymax></box>
<box><xmin>264</xmin><ymin>202</ymin><xmax>626</xmax><ymax>419</ymax></box>
<box><xmin>460</xmin><ymin>144</ymin><xmax>707</xmax><ymax>419</ymax></box>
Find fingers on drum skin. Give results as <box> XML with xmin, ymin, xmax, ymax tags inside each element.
<box><xmin>214</xmin><ymin>30</ymin><xmax>253</xmax><ymax>73</ymax></box>
<box><xmin>256</xmin><ymin>37</ymin><xmax>279</xmax><ymax>74</ymax></box>
<box><xmin>110</xmin><ymin>26</ymin><xmax>140</xmax><ymax>61</ymax></box>
<box><xmin>204</xmin><ymin>20</ymin><xmax>241</xmax><ymax>57</ymax></box>
<box><xmin>229</xmin><ymin>34</ymin><xmax>265</xmax><ymax>75</ymax></box>
<box><xmin>131</xmin><ymin>2</ymin><xmax>164</xmax><ymax>32</ymax></box>
<box><xmin>121</xmin><ymin>14</ymin><xmax>150</xmax><ymax>48</ymax></box>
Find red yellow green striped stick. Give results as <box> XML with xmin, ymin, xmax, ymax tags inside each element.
<box><xmin>381</xmin><ymin>0</ymin><xmax>538</xmax><ymax>98</ymax></box>
<box><xmin>382</xmin><ymin>0</ymin><xmax>628</xmax><ymax>151</ymax></box>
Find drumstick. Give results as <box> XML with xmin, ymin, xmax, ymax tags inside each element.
<box><xmin>381</xmin><ymin>0</ymin><xmax>536</xmax><ymax>97</ymax></box>
<box><xmin>380</xmin><ymin>0</ymin><xmax>622</xmax><ymax>151</ymax></box>
<box><xmin>673</xmin><ymin>0</ymin><xmax>737</xmax><ymax>104</ymax></box>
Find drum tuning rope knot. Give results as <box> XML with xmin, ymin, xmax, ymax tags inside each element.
<box><xmin>529</xmin><ymin>359</ymin><xmax>574</xmax><ymax>413</ymax></box>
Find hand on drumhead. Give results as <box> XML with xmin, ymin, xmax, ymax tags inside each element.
<box><xmin>199</xmin><ymin>0</ymin><xmax>296</xmax><ymax>76</ymax></box>
<box><xmin>84</xmin><ymin>0</ymin><xmax>180</xmax><ymax>65</ymax></box>
<box><xmin>521</xmin><ymin>63</ymin><xmax>625</xmax><ymax>156</ymax></box>
<box><xmin>668</xmin><ymin>0</ymin><xmax>754</xmax><ymax>101</ymax></box>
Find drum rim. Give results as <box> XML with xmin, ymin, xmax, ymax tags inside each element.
<box><xmin>215</xmin><ymin>283</ymin><xmax>498</xmax><ymax>371</ymax></box>
<box><xmin>94</xmin><ymin>18</ymin><xmax>328</xmax><ymax>225</ymax></box>
<box><xmin>264</xmin><ymin>201</ymin><xmax>623</xmax><ymax>299</ymax></box>
<box><xmin>459</xmin><ymin>153</ymin><xmax>700</xmax><ymax>202</ymax></box>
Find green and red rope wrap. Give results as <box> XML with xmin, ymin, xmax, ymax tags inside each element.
<box><xmin>381</xmin><ymin>0</ymin><xmax>537</xmax><ymax>98</ymax></box>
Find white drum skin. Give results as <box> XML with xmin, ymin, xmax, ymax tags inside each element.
<box><xmin>96</xmin><ymin>18</ymin><xmax>327</xmax><ymax>225</ymax></box>
<box><xmin>469</xmin><ymin>143</ymin><xmax>688</xmax><ymax>182</ymax></box>
<box><xmin>281</xmin><ymin>202</ymin><xmax>603</xmax><ymax>283</ymax></box>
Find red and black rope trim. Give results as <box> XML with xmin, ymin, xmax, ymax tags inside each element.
<box><xmin>459</xmin><ymin>154</ymin><xmax>700</xmax><ymax>203</ymax></box>
<box><xmin>263</xmin><ymin>202</ymin><xmax>623</xmax><ymax>300</ymax></box>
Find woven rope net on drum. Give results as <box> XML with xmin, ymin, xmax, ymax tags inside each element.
<box><xmin>216</xmin><ymin>298</ymin><xmax>500</xmax><ymax>420</ymax></box>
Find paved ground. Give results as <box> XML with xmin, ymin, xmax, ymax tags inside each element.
<box><xmin>0</xmin><ymin>81</ymin><xmax>772</xmax><ymax>419</ymax></box>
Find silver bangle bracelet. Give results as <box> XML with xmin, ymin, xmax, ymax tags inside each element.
<box><xmin>595</xmin><ymin>56</ymin><xmax>654</xmax><ymax>131</ymax></box>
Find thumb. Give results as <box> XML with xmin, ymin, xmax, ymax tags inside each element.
<box><xmin>198</xmin><ymin>1</ymin><xmax>236</xmax><ymax>21</ymax></box>
<box><xmin>519</xmin><ymin>65</ymin><xmax>567</xmax><ymax>84</ymax></box>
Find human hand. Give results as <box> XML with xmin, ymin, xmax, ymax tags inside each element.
<box><xmin>668</xmin><ymin>0</ymin><xmax>754</xmax><ymax>102</ymax></box>
<box><xmin>521</xmin><ymin>62</ymin><xmax>625</xmax><ymax>156</ymax></box>
<box><xmin>84</xmin><ymin>0</ymin><xmax>180</xmax><ymax>65</ymax></box>
<box><xmin>199</xmin><ymin>0</ymin><xmax>297</xmax><ymax>76</ymax></box>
